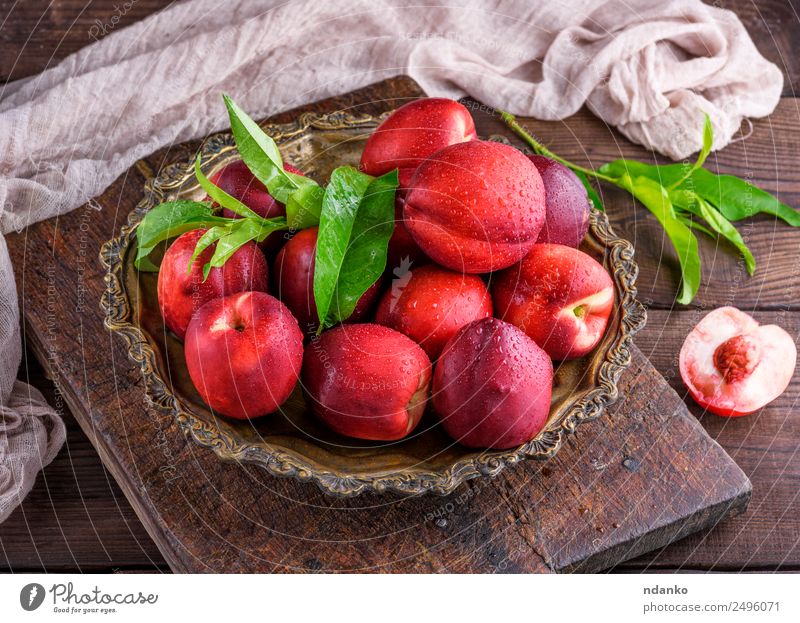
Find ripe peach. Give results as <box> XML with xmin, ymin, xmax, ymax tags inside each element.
<box><xmin>302</xmin><ymin>324</ymin><xmax>432</xmax><ymax>441</ymax></box>
<box><xmin>432</xmin><ymin>318</ymin><xmax>553</xmax><ymax>449</ymax></box>
<box><xmin>360</xmin><ymin>97</ymin><xmax>477</xmax><ymax>184</ymax></box>
<box><xmin>529</xmin><ymin>155</ymin><xmax>591</xmax><ymax>247</ymax></box>
<box><xmin>272</xmin><ymin>227</ymin><xmax>381</xmax><ymax>333</ymax></box>
<box><xmin>184</xmin><ymin>291</ymin><xmax>304</xmax><ymax>419</ymax></box>
<box><xmin>492</xmin><ymin>244</ymin><xmax>614</xmax><ymax>360</ymax></box>
<box><xmin>157</xmin><ymin>228</ymin><xmax>269</xmax><ymax>340</ymax></box>
<box><xmin>404</xmin><ymin>140</ymin><xmax>546</xmax><ymax>273</ymax></box>
<box><xmin>375</xmin><ymin>265</ymin><xmax>492</xmax><ymax>359</ymax></box>
<box><xmin>679</xmin><ymin>306</ymin><xmax>796</xmax><ymax>416</ymax></box>
<box><xmin>210</xmin><ymin>159</ymin><xmax>305</xmax><ymax>255</ymax></box>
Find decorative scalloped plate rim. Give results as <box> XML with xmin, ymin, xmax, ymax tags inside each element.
<box><xmin>99</xmin><ymin>109</ymin><xmax>647</xmax><ymax>497</ymax></box>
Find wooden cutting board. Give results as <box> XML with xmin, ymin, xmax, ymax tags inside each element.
<box><xmin>7</xmin><ymin>76</ymin><xmax>750</xmax><ymax>573</ymax></box>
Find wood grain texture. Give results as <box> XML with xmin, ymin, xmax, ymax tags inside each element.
<box><xmin>0</xmin><ymin>0</ymin><xmax>175</xmax><ymax>82</ymax></box>
<box><xmin>0</xmin><ymin>351</ymin><xmax>167</xmax><ymax>572</ymax></box>
<box><xmin>0</xmin><ymin>77</ymin><xmax>751</xmax><ymax>573</ymax></box>
<box><xmin>623</xmin><ymin>310</ymin><xmax>800</xmax><ymax>571</ymax></box>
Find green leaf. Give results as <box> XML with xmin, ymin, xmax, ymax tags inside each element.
<box><xmin>284</xmin><ymin>182</ymin><xmax>325</xmax><ymax>230</ymax></box>
<box><xmin>671</xmin><ymin>189</ymin><xmax>755</xmax><ymax>275</ymax></box>
<box><xmin>668</xmin><ymin>113</ymin><xmax>713</xmax><ymax>190</ymax></box>
<box><xmin>599</xmin><ymin>159</ymin><xmax>800</xmax><ymax>227</ymax></box>
<box><xmin>134</xmin><ymin>200</ymin><xmax>227</xmax><ymax>271</ymax></box>
<box><xmin>194</xmin><ymin>155</ymin><xmax>260</xmax><ymax>219</ymax></box>
<box><xmin>574</xmin><ymin>169</ymin><xmax>603</xmax><ymax>211</ymax></box>
<box><xmin>314</xmin><ymin>167</ymin><xmax>397</xmax><ymax>331</ymax></box>
<box><xmin>223</xmin><ymin>94</ymin><xmax>324</xmax><ymax>229</ymax></box>
<box><xmin>193</xmin><ymin>217</ymin><xmax>289</xmax><ymax>280</ymax></box>
<box><xmin>188</xmin><ymin>226</ymin><xmax>230</xmax><ymax>278</ymax></box>
<box><xmin>677</xmin><ymin>214</ymin><xmax>715</xmax><ymax>238</ymax></box>
<box><xmin>206</xmin><ymin>218</ymin><xmax>267</xmax><ymax>270</ymax></box>
<box><xmin>695</xmin><ymin>169</ymin><xmax>800</xmax><ymax>226</ymax></box>
<box><xmin>617</xmin><ymin>174</ymin><xmax>701</xmax><ymax>304</ymax></box>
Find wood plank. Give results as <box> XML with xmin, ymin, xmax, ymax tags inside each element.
<box><xmin>620</xmin><ymin>309</ymin><xmax>800</xmax><ymax>571</ymax></box>
<box><xmin>2</xmin><ymin>0</ymin><xmax>797</xmax><ymax>572</ymax></box>
<box><xmin>0</xmin><ymin>350</ymin><xmax>166</xmax><ymax>572</ymax></box>
<box><xmin>0</xmin><ymin>0</ymin><xmax>174</xmax><ymax>83</ymax></box>
<box><xmin>1</xmin><ymin>76</ymin><xmax>751</xmax><ymax>573</ymax></box>
<box><xmin>6</xmin><ymin>309</ymin><xmax>797</xmax><ymax>572</ymax></box>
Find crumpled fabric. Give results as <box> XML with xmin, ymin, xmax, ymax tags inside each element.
<box><xmin>0</xmin><ymin>0</ymin><xmax>782</xmax><ymax>522</ymax></box>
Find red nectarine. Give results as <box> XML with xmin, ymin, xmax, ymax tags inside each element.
<box><xmin>404</xmin><ymin>140</ymin><xmax>546</xmax><ymax>273</ymax></box>
<box><xmin>184</xmin><ymin>291</ymin><xmax>304</xmax><ymax>419</ymax></box>
<box><xmin>210</xmin><ymin>159</ymin><xmax>305</xmax><ymax>255</ymax></box>
<box><xmin>492</xmin><ymin>243</ymin><xmax>613</xmax><ymax>360</ymax></box>
<box><xmin>272</xmin><ymin>227</ymin><xmax>381</xmax><ymax>333</ymax></box>
<box><xmin>375</xmin><ymin>265</ymin><xmax>492</xmax><ymax>359</ymax></box>
<box><xmin>432</xmin><ymin>318</ymin><xmax>553</xmax><ymax>449</ymax></box>
<box><xmin>529</xmin><ymin>155</ymin><xmax>591</xmax><ymax>248</ymax></box>
<box><xmin>157</xmin><ymin>228</ymin><xmax>269</xmax><ymax>340</ymax></box>
<box><xmin>302</xmin><ymin>324</ymin><xmax>432</xmax><ymax>441</ymax></box>
<box><xmin>360</xmin><ymin>97</ymin><xmax>477</xmax><ymax>185</ymax></box>
<box><xmin>386</xmin><ymin>192</ymin><xmax>429</xmax><ymax>275</ymax></box>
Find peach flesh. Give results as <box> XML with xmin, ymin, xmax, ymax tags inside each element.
<box><xmin>302</xmin><ymin>324</ymin><xmax>432</xmax><ymax>441</ymax></box>
<box><xmin>679</xmin><ymin>306</ymin><xmax>796</xmax><ymax>416</ymax></box>
<box><xmin>156</xmin><ymin>228</ymin><xmax>269</xmax><ymax>341</ymax></box>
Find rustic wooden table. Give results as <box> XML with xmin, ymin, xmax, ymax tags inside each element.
<box><xmin>1</xmin><ymin>0</ymin><xmax>798</xmax><ymax>573</ymax></box>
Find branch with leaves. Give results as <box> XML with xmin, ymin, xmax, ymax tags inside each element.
<box><xmin>501</xmin><ymin>112</ymin><xmax>798</xmax><ymax>304</ymax></box>
<box><xmin>135</xmin><ymin>95</ymin><xmax>397</xmax><ymax>332</ymax></box>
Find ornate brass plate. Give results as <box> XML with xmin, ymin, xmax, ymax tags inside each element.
<box><xmin>100</xmin><ymin>110</ymin><xmax>647</xmax><ymax>497</ymax></box>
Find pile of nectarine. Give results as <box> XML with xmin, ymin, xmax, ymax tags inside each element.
<box><xmin>155</xmin><ymin>97</ymin><xmax>614</xmax><ymax>450</ymax></box>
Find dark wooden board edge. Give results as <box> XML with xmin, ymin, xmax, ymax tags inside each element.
<box><xmin>577</xmin><ymin>483</ymin><xmax>752</xmax><ymax>573</ymax></box>
<box><xmin>22</xmin><ymin>325</ymin><xmax>193</xmax><ymax>573</ymax></box>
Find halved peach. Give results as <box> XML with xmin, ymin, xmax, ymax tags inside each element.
<box><xmin>679</xmin><ymin>306</ymin><xmax>796</xmax><ymax>417</ymax></box>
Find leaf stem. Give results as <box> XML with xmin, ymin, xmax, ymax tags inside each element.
<box><xmin>499</xmin><ymin>111</ymin><xmax>617</xmax><ymax>184</ymax></box>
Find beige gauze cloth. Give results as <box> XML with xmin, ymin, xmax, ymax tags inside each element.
<box><xmin>0</xmin><ymin>0</ymin><xmax>783</xmax><ymax>521</ymax></box>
